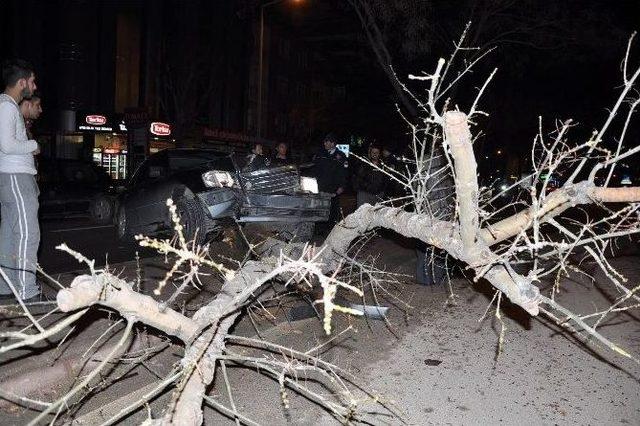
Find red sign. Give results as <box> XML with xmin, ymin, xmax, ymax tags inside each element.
<box><xmin>150</xmin><ymin>122</ymin><xmax>171</xmax><ymax>136</ymax></box>
<box><xmin>86</xmin><ymin>115</ymin><xmax>107</xmax><ymax>126</ymax></box>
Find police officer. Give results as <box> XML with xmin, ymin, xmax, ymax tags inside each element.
<box><xmin>314</xmin><ymin>133</ymin><xmax>347</xmax><ymax>227</ymax></box>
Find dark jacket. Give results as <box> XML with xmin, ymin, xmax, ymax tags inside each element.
<box><xmin>271</xmin><ymin>155</ymin><xmax>289</xmax><ymax>167</ymax></box>
<box><xmin>313</xmin><ymin>148</ymin><xmax>347</xmax><ymax>193</ymax></box>
<box><xmin>355</xmin><ymin>161</ymin><xmax>387</xmax><ymax>195</ymax></box>
<box><xmin>243</xmin><ymin>153</ymin><xmax>269</xmax><ymax>172</ymax></box>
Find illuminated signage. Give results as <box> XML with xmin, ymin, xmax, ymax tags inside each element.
<box><xmin>336</xmin><ymin>144</ymin><xmax>350</xmax><ymax>157</ymax></box>
<box><xmin>86</xmin><ymin>115</ymin><xmax>107</xmax><ymax>126</ymax></box>
<box><xmin>79</xmin><ymin>125</ymin><xmax>113</xmax><ymax>131</ymax></box>
<box><xmin>150</xmin><ymin>122</ymin><xmax>171</xmax><ymax>136</ymax></box>
<box><xmin>78</xmin><ymin>113</ymin><xmax>113</xmax><ymax>132</ymax></box>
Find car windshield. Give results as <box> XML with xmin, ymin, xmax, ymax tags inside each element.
<box><xmin>168</xmin><ymin>152</ymin><xmax>234</xmax><ymax>172</ymax></box>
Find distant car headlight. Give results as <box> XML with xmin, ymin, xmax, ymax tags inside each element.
<box><xmin>202</xmin><ymin>170</ymin><xmax>235</xmax><ymax>188</ymax></box>
<box><xmin>300</xmin><ymin>176</ymin><xmax>318</xmax><ymax>193</ymax></box>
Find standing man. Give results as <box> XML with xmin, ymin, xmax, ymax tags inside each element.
<box><xmin>271</xmin><ymin>142</ymin><xmax>290</xmax><ymax>167</ymax></box>
<box><xmin>0</xmin><ymin>59</ymin><xmax>41</xmax><ymax>302</ymax></box>
<box><xmin>314</xmin><ymin>133</ymin><xmax>347</xmax><ymax>227</ymax></box>
<box><xmin>354</xmin><ymin>144</ymin><xmax>387</xmax><ymax>207</ymax></box>
<box><xmin>19</xmin><ymin>92</ymin><xmax>42</xmax><ymax>139</ymax></box>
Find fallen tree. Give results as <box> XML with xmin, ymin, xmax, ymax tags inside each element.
<box><xmin>2</xmin><ymin>31</ymin><xmax>640</xmax><ymax>424</ymax></box>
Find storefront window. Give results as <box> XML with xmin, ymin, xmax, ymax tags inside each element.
<box><xmin>93</xmin><ymin>133</ymin><xmax>128</xmax><ymax>180</ymax></box>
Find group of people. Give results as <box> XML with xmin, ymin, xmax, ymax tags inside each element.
<box><xmin>0</xmin><ymin>59</ymin><xmax>42</xmax><ymax>304</ymax></box>
<box><xmin>243</xmin><ymin>141</ymin><xmax>291</xmax><ymax>171</ymax></box>
<box><xmin>244</xmin><ymin>133</ymin><xmax>400</xmax><ymax>228</ymax></box>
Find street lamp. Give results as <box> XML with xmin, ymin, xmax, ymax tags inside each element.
<box><xmin>257</xmin><ymin>0</ymin><xmax>303</xmax><ymax>138</ymax></box>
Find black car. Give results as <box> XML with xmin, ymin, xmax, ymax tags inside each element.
<box><xmin>38</xmin><ymin>158</ymin><xmax>117</xmax><ymax>224</ymax></box>
<box><xmin>115</xmin><ymin>149</ymin><xmax>331</xmax><ymax>244</ymax></box>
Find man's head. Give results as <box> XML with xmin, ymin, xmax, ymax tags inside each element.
<box><xmin>323</xmin><ymin>133</ymin><xmax>337</xmax><ymax>151</ymax></box>
<box><xmin>369</xmin><ymin>145</ymin><xmax>381</xmax><ymax>162</ymax></box>
<box><xmin>20</xmin><ymin>94</ymin><xmax>42</xmax><ymax>120</ymax></box>
<box><xmin>276</xmin><ymin>142</ymin><xmax>287</xmax><ymax>157</ymax></box>
<box><xmin>252</xmin><ymin>142</ymin><xmax>263</xmax><ymax>156</ymax></box>
<box><xmin>2</xmin><ymin>59</ymin><xmax>37</xmax><ymax>101</ymax></box>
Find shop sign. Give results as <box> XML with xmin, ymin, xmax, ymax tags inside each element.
<box><xmin>203</xmin><ymin>127</ymin><xmax>272</xmax><ymax>146</ymax></box>
<box><xmin>150</xmin><ymin>122</ymin><xmax>171</xmax><ymax>136</ymax></box>
<box><xmin>86</xmin><ymin>115</ymin><xmax>107</xmax><ymax>125</ymax></box>
<box><xmin>78</xmin><ymin>113</ymin><xmax>113</xmax><ymax>132</ymax></box>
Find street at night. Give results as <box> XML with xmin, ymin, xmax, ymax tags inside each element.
<box><xmin>2</xmin><ymin>1</ymin><xmax>640</xmax><ymax>425</ymax></box>
<box><xmin>39</xmin><ymin>219</ymin><xmax>141</xmax><ymax>274</ymax></box>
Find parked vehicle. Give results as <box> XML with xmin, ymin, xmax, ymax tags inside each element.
<box><xmin>38</xmin><ymin>159</ymin><xmax>117</xmax><ymax>224</ymax></box>
<box><xmin>115</xmin><ymin>149</ymin><xmax>331</xmax><ymax>244</ymax></box>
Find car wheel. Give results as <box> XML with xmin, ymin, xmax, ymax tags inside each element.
<box><xmin>89</xmin><ymin>194</ymin><xmax>114</xmax><ymax>224</ymax></box>
<box><xmin>115</xmin><ymin>207</ymin><xmax>132</xmax><ymax>242</ymax></box>
<box><xmin>175</xmin><ymin>198</ymin><xmax>208</xmax><ymax>246</ymax></box>
<box><xmin>274</xmin><ymin>222</ymin><xmax>315</xmax><ymax>243</ymax></box>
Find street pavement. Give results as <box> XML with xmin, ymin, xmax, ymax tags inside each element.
<box><xmin>39</xmin><ymin>218</ymin><xmax>156</xmax><ymax>275</ymax></box>
<box><xmin>1</xmin><ymin>226</ymin><xmax>639</xmax><ymax>424</ymax></box>
<box><xmin>6</xmin><ymin>207</ymin><xmax>639</xmax><ymax>425</ymax></box>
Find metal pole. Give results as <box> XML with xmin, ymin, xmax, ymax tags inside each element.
<box><xmin>257</xmin><ymin>6</ymin><xmax>264</xmax><ymax>138</ymax></box>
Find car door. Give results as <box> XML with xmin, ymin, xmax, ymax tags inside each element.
<box><xmin>120</xmin><ymin>160</ymin><xmax>148</xmax><ymax>232</ymax></box>
<box><xmin>127</xmin><ymin>153</ymin><xmax>170</xmax><ymax>228</ymax></box>
<box><xmin>60</xmin><ymin>162</ymin><xmax>99</xmax><ymax>215</ymax></box>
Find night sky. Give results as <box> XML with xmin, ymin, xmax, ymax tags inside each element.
<box><xmin>247</xmin><ymin>0</ymin><xmax>640</xmax><ymax>170</ymax></box>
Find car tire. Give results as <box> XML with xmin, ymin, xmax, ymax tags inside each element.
<box><xmin>115</xmin><ymin>207</ymin><xmax>133</xmax><ymax>242</ymax></box>
<box><xmin>89</xmin><ymin>194</ymin><xmax>114</xmax><ymax>224</ymax></box>
<box><xmin>175</xmin><ymin>198</ymin><xmax>208</xmax><ymax>246</ymax></box>
<box><xmin>274</xmin><ymin>222</ymin><xmax>315</xmax><ymax>243</ymax></box>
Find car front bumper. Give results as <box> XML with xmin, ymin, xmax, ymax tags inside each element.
<box><xmin>237</xmin><ymin>191</ymin><xmax>331</xmax><ymax>223</ymax></box>
<box><xmin>196</xmin><ymin>188</ymin><xmax>237</xmax><ymax>219</ymax></box>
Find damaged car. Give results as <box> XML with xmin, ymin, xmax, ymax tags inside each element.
<box><xmin>115</xmin><ymin>149</ymin><xmax>330</xmax><ymax>244</ymax></box>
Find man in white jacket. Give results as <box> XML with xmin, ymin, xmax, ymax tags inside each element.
<box><xmin>0</xmin><ymin>59</ymin><xmax>41</xmax><ymax>302</ymax></box>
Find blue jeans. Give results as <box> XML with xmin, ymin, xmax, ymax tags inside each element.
<box><xmin>0</xmin><ymin>173</ymin><xmax>40</xmax><ymax>298</ymax></box>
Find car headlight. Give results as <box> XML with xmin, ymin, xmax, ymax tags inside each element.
<box><xmin>300</xmin><ymin>176</ymin><xmax>318</xmax><ymax>193</ymax></box>
<box><xmin>202</xmin><ymin>170</ymin><xmax>235</xmax><ymax>188</ymax></box>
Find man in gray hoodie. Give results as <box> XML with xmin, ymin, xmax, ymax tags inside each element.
<box><xmin>0</xmin><ymin>59</ymin><xmax>41</xmax><ymax>302</ymax></box>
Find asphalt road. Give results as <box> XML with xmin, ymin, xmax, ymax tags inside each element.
<box><xmin>39</xmin><ymin>217</ymin><xmax>157</xmax><ymax>274</ymax></box>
